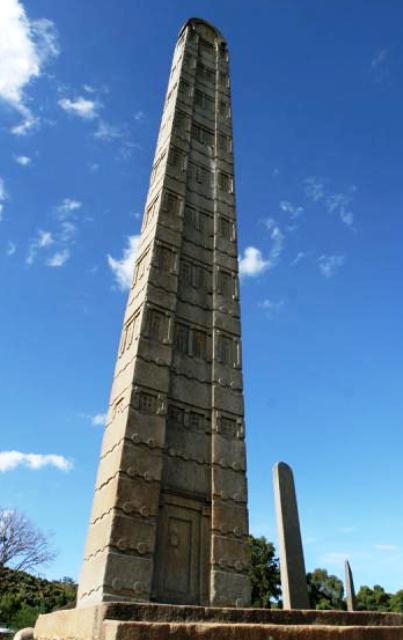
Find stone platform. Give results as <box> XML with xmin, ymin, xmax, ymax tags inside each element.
<box><xmin>34</xmin><ymin>602</ymin><xmax>403</xmax><ymax>640</ymax></box>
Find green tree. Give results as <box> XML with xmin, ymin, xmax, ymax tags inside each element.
<box><xmin>307</xmin><ymin>568</ymin><xmax>345</xmax><ymax>610</ymax></box>
<box><xmin>247</xmin><ymin>535</ymin><xmax>281</xmax><ymax>608</ymax></box>
<box><xmin>389</xmin><ymin>590</ymin><xmax>403</xmax><ymax>613</ymax></box>
<box><xmin>356</xmin><ymin>585</ymin><xmax>391</xmax><ymax>612</ymax></box>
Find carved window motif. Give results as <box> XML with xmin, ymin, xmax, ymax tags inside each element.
<box><xmin>192</xmin><ymin>123</ymin><xmax>214</xmax><ymax>146</ymax></box>
<box><xmin>144</xmin><ymin>196</ymin><xmax>159</xmax><ymax>227</ymax></box>
<box><xmin>175</xmin><ymin>323</ymin><xmax>190</xmax><ymax>355</ymax></box>
<box><xmin>194</xmin><ymin>89</ymin><xmax>213</xmax><ymax>112</ymax></box>
<box><xmin>218</xmin><ymin>172</ymin><xmax>233</xmax><ymax>193</ymax></box>
<box><xmin>178</xmin><ymin>79</ymin><xmax>191</xmax><ymax>99</ymax></box>
<box><xmin>165</xmin><ymin>82</ymin><xmax>177</xmax><ymax>108</ymax></box>
<box><xmin>156</xmin><ymin>245</ymin><xmax>174</xmax><ymax>271</ymax></box>
<box><xmin>138</xmin><ymin>391</ymin><xmax>157</xmax><ymax>414</ymax></box>
<box><xmin>218</xmin><ymin>270</ymin><xmax>232</xmax><ymax>299</ymax></box>
<box><xmin>219</xmin><ymin>216</ymin><xmax>232</xmax><ymax>240</ymax></box>
<box><xmin>150</xmin><ymin>151</ymin><xmax>166</xmax><ymax>184</ymax></box>
<box><xmin>219</xmin><ymin>71</ymin><xmax>229</xmax><ymax>88</ymax></box>
<box><xmin>189</xmin><ymin>164</ymin><xmax>211</xmax><ymax>187</ymax></box>
<box><xmin>199</xmin><ymin>38</ymin><xmax>215</xmax><ymax>57</ymax></box>
<box><xmin>162</xmin><ymin>190</ymin><xmax>180</xmax><ymax>216</ymax></box>
<box><xmin>183</xmin><ymin>53</ymin><xmax>196</xmax><ymax>70</ymax></box>
<box><xmin>219</xmin><ymin>100</ymin><xmax>227</xmax><ymax>116</ymax></box>
<box><xmin>192</xmin><ymin>330</ymin><xmax>207</xmax><ymax>359</ymax></box>
<box><xmin>169</xmin><ymin>146</ymin><xmax>186</xmax><ymax>171</ymax></box>
<box><xmin>218</xmin><ymin>133</ymin><xmax>231</xmax><ymax>153</ymax></box>
<box><xmin>217</xmin><ymin>334</ymin><xmax>233</xmax><ymax>365</ymax></box>
<box><xmin>189</xmin><ymin>411</ymin><xmax>204</xmax><ymax>431</ymax></box>
<box><xmin>134</xmin><ymin>252</ymin><xmax>148</xmax><ymax>284</ymax></box>
<box><xmin>148</xmin><ymin>309</ymin><xmax>165</xmax><ymax>342</ymax></box>
<box><xmin>197</xmin><ymin>61</ymin><xmax>215</xmax><ymax>82</ymax></box>
<box><xmin>121</xmin><ymin>313</ymin><xmax>138</xmax><ymax>354</ymax></box>
<box><xmin>168</xmin><ymin>404</ymin><xmax>185</xmax><ymax>426</ymax></box>
<box><xmin>221</xmin><ymin>416</ymin><xmax>237</xmax><ymax>438</ymax></box>
<box><xmin>180</xmin><ymin>260</ymin><xmax>193</xmax><ymax>288</ymax></box>
<box><xmin>114</xmin><ymin>398</ymin><xmax>124</xmax><ymax>418</ymax></box>
<box><xmin>174</xmin><ymin>111</ymin><xmax>189</xmax><ymax>137</ymax></box>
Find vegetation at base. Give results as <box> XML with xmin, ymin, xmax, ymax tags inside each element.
<box><xmin>0</xmin><ymin>566</ymin><xmax>77</xmax><ymax>629</ymax></box>
<box><xmin>248</xmin><ymin>535</ymin><xmax>403</xmax><ymax>613</ymax></box>
<box><xmin>247</xmin><ymin>535</ymin><xmax>281</xmax><ymax>607</ymax></box>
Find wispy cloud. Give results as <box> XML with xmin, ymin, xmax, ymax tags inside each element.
<box><xmin>6</xmin><ymin>241</ymin><xmax>16</xmax><ymax>256</ymax></box>
<box><xmin>94</xmin><ymin>119</ymin><xmax>123</xmax><ymax>141</ymax></box>
<box><xmin>374</xmin><ymin>544</ymin><xmax>399</xmax><ymax>553</ymax></box>
<box><xmin>134</xmin><ymin>110</ymin><xmax>145</xmax><ymax>122</ymax></box>
<box><xmin>107</xmin><ymin>235</ymin><xmax>141</xmax><ymax>290</ymax></box>
<box><xmin>0</xmin><ymin>178</ymin><xmax>7</xmax><ymax>221</ymax></box>
<box><xmin>0</xmin><ymin>450</ymin><xmax>72</xmax><ymax>472</ymax></box>
<box><xmin>56</xmin><ymin>198</ymin><xmax>82</xmax><ymax>219</ymax></box>
<box><xmin>304</xmin><ymin>177</ymin><xmax>356</xmax><ymax>228</ymax></box>
<box><xmin>90</xmin><ymin>413</ymin><xmax>107</xmax><ymax>427</ymax></box>
<box><xmin>26</xmin><ymin>229</ymin><xmax>53</xmax><ymax>265</ymax></box>
<box><xmin>259</xmin><ymin>298</ymin><xmax>284</xmax><ymax>318</ymax></box>
<box><xmin>0</xmin><ymin>0</ymin><xmax>59</xmax><ymax>134</ymax></box>
<box><xmin>14</xmin><ymin>155</ymin><xmax>31</xmax><ymax>166</ymax></box>
<box><xmin>280</xmin><ymin>200</ymin><xmax>304</xmax><ymax>220</ymax></box>
<box><xmin>290</xmin><ymin>251</ymin><xmax>307</xmax><ymax>267</ymax></box>
<box><xmin>46</xmin><ymin>249</ymin><xmax>70</xmax><ymax>268</ymax></box>
<box><xmin>318</xmin><ymin>254</ymin><xmax>345</xmax><ymax>278</ymax></box>
<box><xmin>370</xmin><ymin>49</ymin><xmax>390</xmax><ymax>84</ymax></box>
<box><xmin>58</xmin><ymin>96</ymin><xmax>99</xmax><ymax>120</ymax></box>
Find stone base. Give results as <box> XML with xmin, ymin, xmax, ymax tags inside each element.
<box><xmin>34</xmin><ymin>602</ymin><xmax>403</xmax><ymax>640</ymax></box>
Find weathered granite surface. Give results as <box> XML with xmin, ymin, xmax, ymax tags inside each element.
<box><xmin>273</xmin><ymin>462</ymin><xmax>310</xmax><ymax>610</ymax></box>
<box><xmin>34</xmin><ymin>603</ymin><xmax>403</xmax><ymax>640</ymax></box>
<box><xmin>75</xmin><ymin>16</ymin><xmax>250</xmax><ymax>610</ymax></box>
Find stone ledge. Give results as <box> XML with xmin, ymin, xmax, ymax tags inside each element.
<box><xmin>105</xmin><ymin>621</ymin><xmax>403</xmax><ymax>640</ymax></box>
<box><xmin>34</xmin><ymin>603</ymin><xmax>403</xmax><ymax>640</ymax></box>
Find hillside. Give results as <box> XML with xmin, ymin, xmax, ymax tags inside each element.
<box><xmin>0</xmin><ymin>566</ymin><xmax>77</xmax><ymax>629</ymax></box>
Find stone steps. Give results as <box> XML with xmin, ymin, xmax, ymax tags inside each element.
<box><xmin>104</xmin><ymin>620</ymin><xmax>403</xmax><ymax>640</ymax></box>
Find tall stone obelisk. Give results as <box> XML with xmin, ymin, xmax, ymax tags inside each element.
<box><xmin>273</xmin><ymin>462</ymin><xmax>310</xmax><ymax>610</ymax></box>
<box><xmin>77</xmin><ymin>17</ymin><xmax>250</xmax><ymax>608</ymax></box>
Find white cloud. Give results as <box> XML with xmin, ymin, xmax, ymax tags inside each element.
<box><xmin>134</xmin><ymin>110</ymin><xmax>145</xmax><ymax>121</ymax></box>
<box><xmin>58</xmin><ymin>96</ymin><xmax>99</xmax><ymax>120</ymax></box>
<box><xmin>90</xmin><ymin>413</ymin><xmax>107</xmax><ymax>427</ymax></box>
<box><xmin>94</xmin><ymin>119</ymin><xmax>123</xmax><ymax>141</ymax></box>
<box><xmin>280</xmin><ymin>200</ymin><xmax>304</xmax><ymax>220</ymax></box>
<box><xmin>304</xmin><ymin>176</ymin><xmax>325</xmax><ymax>202</ymax></box>
<box><xmin>26</xmin><ymin>228</ymin><xmax>53</xmax><ymax>264</ymax></box>
<box><xmin>240</xmin><ymin>220</ymin><xmax>285</xmax><ymax>279</ymax></box>
<box><xmin>259</xmin><ymin>298</ymin><xmax>284</xmax><ymax>317</ymax></box>
<box><xmin>107</xmin><ymin>235</ymin><xmax>141</xmax><ymax>290</ymax></box>
<box><xmin>239</xmin><ymin>247</ymin><xmax>270</xmax><ymax>277</ymax></box>
<box><xmin>6</xmin><ymin>241</ymin><xmax>16</xmax><ymax>256</ymax></box>
<box><xmin>374</xmin><ymin>544</ymin><xmax>399</xmax><ymax>552</ymax></box>
<box><xmin>318</xmin><ymin>254</ymin><xmax>345</xmax><ymax>278</ymax></box>
<box><xmin>290</xmin><ymin>251</ymin><xmax>307</xmax><ymax>267</ymax></box>
<box><xmin>56</xmin><ymin>198</ymin><xmax>82</xmax><ymax>219</ymax></box>
<box><xmin>46</xmin><ymin>249</ymin><xmax>70</xmax><ymax>268</ymax></box>
<box><xmin>0</xmin><ymin>450</ymin><xmax>72</xmax><ymax>472</ymax></box>
<box><xmin>0</xmin><ymin>178</ymin><xmax>7</xmax><ymax>221</ymax></box>
<box><xmin>14</xmin><ymin>154</ymin><xmax>31</xmax><ymax>166</ymax></box>
<box><xmin>0</xmin><ymin>0</ymin><xmax>59</xmax><ymax>134</ymax></box>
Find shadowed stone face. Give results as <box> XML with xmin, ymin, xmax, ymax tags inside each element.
<box><xmin>345</xmin><ymin>560</ymin><xmax>356</xmax><ymax>612</ymax></box>
<box><xmin>76</xmin><ymin>17</ymin><xmax>251</xmax><ymax>609</ymax></box>
<box><xmin>273</xmin><ymin>462</ymin><xmax>310</xmax><ymax>610</ymax></box>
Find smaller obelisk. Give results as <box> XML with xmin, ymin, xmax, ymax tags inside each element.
<box><xmin>273</xmin><ymin>462</ymin><xmax>310</xmax><ymax>609</ymax></box>
<box><xmin>345</xmin><ymin>560</ymin><xmax>356</xmax><ymax>612</ymax></box>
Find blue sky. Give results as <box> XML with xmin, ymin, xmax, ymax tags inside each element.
<box><xmin>1</xmin><ymin>0</ymin><xmax>403</xmax><ymax>594</ymax></box>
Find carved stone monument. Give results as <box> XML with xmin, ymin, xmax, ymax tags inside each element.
<box><xmin>34</xmin><ymin>17</ymin><xmax>403</xmax><ymax>640</ymax></box>
<box><xmin>76</xmin><ymin>16</ymin><xmax>250</xmax><ymax>609</ymax></box>
<box><xmin>273</xmin><ymin>461</ymin><xmax>310</xmax><ymax>610</ymax></box>
<box><xmin>345</xmin><ymin>560</ymin><xmax>356</xmax><ymax>612</ymax></box>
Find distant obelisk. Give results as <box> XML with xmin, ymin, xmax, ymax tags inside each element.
<box><xmin>77</xmin><ymin>17</ymin><xmax>250</xmax><ymax>608</ymax></box>
<box><xmin>345</xmin><ymin>560</ymin><xmax>356</xmax><ymax>612</ymax></box>
<box><xmin>273</xmin><ymin>462</ymin><xmax>310</xmax><ymax>609</ymax></box>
